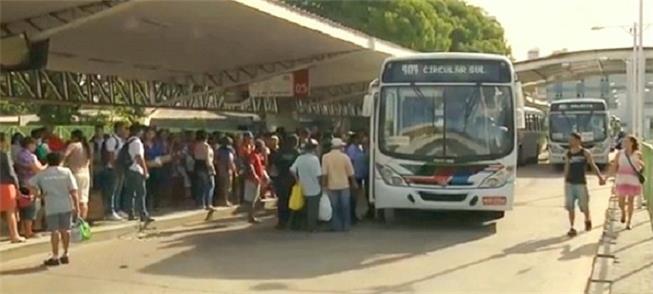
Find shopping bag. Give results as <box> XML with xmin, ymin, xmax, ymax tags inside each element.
<box><xmin>288</xmin><ymin>184</ymin><xmax>305</xmax><ymax>211</ymax></box>
<box><xmin>72</xmin><ymin>219</ymin><xmax>91</xmax><ymax>243</ymax></box>
<box><xmin>318</xmin><ymin>192</ymin><xmax>332</xmax><ymax>221</ymax></box>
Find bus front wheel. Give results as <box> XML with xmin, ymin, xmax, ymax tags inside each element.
<box><xmin>482</xmin><ymin>211</ymin><xmax>505</xmax><ymax>221</ymax></box>
<box><xmin>376</xmin><ymin>208</ymin><xmax>396</xmax><ymax>224</ymax></box>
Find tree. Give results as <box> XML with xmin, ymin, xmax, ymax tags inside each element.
<box><xmin>283</xmin><ymin>0</ymin><xmax>511</xmax><ymax>55</ymax></box>
<box><xmin>36</xmin><ymin>104</ymin><xmax>81</xmax><ymax>124</ymax></box>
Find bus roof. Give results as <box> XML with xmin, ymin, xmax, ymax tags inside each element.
<box><xmin>383</xmin><ymin>52</ymin><xmax>511</xmax><ymax>64</ymax></box>
<box><xmin>550</xmin><ymin>98</ymin><xmax>607</xmax><ymax>105</ymax></box>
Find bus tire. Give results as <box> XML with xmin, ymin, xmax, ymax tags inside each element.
<box><xmin>382</xmin><ymin>208</ymin><xmax>396</xmax><ymax>224</ymax></box>
<box><xmin>483</xmin><ymin>211</ymin><xmax>505</xmax><ymax>221</ymax></box>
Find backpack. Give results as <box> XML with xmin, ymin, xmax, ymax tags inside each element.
<box><xmin>115</xmin><ymin>138</ymin><xmax>137</xmax><ymax>172</ymax></box>
<box><xmin>101</xmin><ymin>135</ymin><xmax>120</xmax><ymax>166</ymax></box>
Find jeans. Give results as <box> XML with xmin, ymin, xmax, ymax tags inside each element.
<box><xmin>274</xmin><ymin>176</ymin><xmax>293</xmax><ymax>226</ymax></box>
<box><xmin>305</xmin><ymin>194</ymin><xmax>321</xmax><ymax>231</ymax></box>
<box><xmin>146</xmin><ymin>168</ymin><xmax>161</xmax><ymax>211</ymax></box>
<box><xmin>101</xmin><ymin>168</ymin><xmax>123</xmax><ymax>215</ymax></box>
<box><xmin>328</xmin><ymin>189</ymin><xmax>351</xmax><ymax>231</ymax></box>
<box><xmin>196</xmin><ymin>171</ymin><xmax>215</xmax><ymax>208</ymax></box>
<box><xmin>123</xmin><ymin>170</ymin><xmax>149</xmax><ymax>220</ymax></box>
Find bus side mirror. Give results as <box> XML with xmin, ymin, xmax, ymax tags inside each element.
<box><xmin>0</xmin><ymin>34</ymin><xmax>49</xmax><ymax>71</ymax></box>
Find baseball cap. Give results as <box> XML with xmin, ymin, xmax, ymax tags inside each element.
<box><xmin>331</xmin><ymin>138</ymin><xmax>346</xmax><ymax>148</ymax></box>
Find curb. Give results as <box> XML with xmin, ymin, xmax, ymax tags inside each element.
<box><xmin>0</xmin><ymin>203</ymin><xmax>275</xmax><ymax>262</ymax></box>
<box><xmin>585</xmin><ymin>196</ymin><xmax>619</xmax><ymax>294</ymax></box>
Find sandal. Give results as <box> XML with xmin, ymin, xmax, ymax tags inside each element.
<box><xmin>567</xmin><ymin>228</ymin><xmax>578</xmax><ymax>237</ymax></box>
<box><xmin>10</xmin><ymin>237</ymin><xmax>26</xmax><ymax>243</ymax></box>
<box><xmin>43</xmin><ymin>258</ymin><xmax>60</xmax><ymax>266</ymax></box>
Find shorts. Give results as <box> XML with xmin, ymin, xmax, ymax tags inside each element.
<box><xmin>74</xmin><ymin>172</ymin><xmax>91</xmax><ymax>204</ymax></box>
<box><xmin>0</xmin><ymin>184</ymin><xmax>17</xmax><ymax>212</ymax></box>
<box><xmin>46</xmin><ymin>212</ymin><xmax>73</xmax><ymax>232</ymax></box>
<box><xmin>244</xmin><ymin>180</ymin><xmax>260</xmax><ymax>203</ymax></box>
<box><xmin>19</xmin><ymin>201</ymin><xmax>38</xmax><ymax>220</ymax></box>
<box><xmin>565</xmin><ymin>184</ymin><xmax>589</xmax><ymax>213</ymax></box>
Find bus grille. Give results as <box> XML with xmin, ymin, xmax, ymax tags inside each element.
<box><xmin>418</xmin><ymin>192</ymin><xmax>467</xmax><ymax>202</ymax></box>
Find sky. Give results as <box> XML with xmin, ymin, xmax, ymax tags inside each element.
<box><xmin>465</xmin><ymin>0</ymin><xmax>653</xmax><ymax>61</ymax></box>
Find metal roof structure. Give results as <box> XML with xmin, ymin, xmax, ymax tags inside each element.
<box><xmin>0</xmin><ymin>0</ymin><xmax>415</xmax><ymax>116</ymax></box>
<box><xmin>515</xmin><ymin>47</ymin><xmax>653</xmax><ymax>84</ymax></box>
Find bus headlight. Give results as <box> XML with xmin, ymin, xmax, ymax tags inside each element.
<box><xmin>376</xmin><ymin>164</ymin><xmax>407</xmax><ymax>186</ymax></box>
<box><xmin>479</xmin><ymin>166</ymin><xmax>514</xmax><ymax>188</ymax></box>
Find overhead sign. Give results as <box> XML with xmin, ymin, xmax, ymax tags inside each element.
<box><xmin>550</xmin><ymin>101</ymin><xmax>606</xmax><ymax>112</ymax></box>
<box><xmin>249</xmin><ymin>69</ymin><xmax>309</xmax><ymax>98</ymax></box>
<box><xmin>382</xmin><ymin>59</ymin><xmax>511</xmax><ymax>83</ymax></box>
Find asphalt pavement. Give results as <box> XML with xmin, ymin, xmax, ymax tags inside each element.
<box><xmin>0</xmin><ymin>164</ymin><xmax>611</xmax><ymax>294</ymax></box>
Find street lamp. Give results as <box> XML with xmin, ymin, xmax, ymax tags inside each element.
<box><xmin>591</xmin><ymin>4</ymin><xmax>649</xmax><ymax>138</ymax></box>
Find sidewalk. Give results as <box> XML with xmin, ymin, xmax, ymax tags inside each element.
<box><xmin>588</xmin><ymin>197</ymin><xmax>653</xmax><ymax>294</ymax></box>
<box><xmin>0</xmin><ymin>202</ymin><xmax>276</xmax><ymax>262</ymax></box>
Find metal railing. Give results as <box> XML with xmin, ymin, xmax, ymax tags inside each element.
<box><xmin>640</xmin><ymin>142</ymin><xmax>653</xmax><ymax>229</ymax></box>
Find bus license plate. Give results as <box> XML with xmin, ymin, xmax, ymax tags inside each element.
<box><xmin>483</xmin><ymin>196</ymin><xmax>506</xmax><ymax>206</ymax></box>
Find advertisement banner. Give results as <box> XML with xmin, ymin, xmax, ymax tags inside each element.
<box><xmin>249</xmin><ymin>69</ymin><xmax>309</xmax><ymax>98</ymax></box>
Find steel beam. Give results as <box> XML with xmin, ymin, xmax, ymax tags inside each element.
<box><xmin>0</xmin><ymin>69</ymin><xmax>363</xmax><ymax>117</ymax></box>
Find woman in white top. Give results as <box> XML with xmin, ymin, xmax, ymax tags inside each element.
<box><xmin>64</xmin><ymin>130</ymin><xmax>92</xmax><ymax>219</ymax></box>
<box><xmin>611</xmin><ymin>135</ymin><xmax>645</xmax><ymax>229</ymax></box>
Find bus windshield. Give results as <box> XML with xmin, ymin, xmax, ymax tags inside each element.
<box><xmin>549</xmin><ymin>112</ymin><xmax>607</xmax><ymax>143</ymax></box>
<box><xmin>378</xmin><ymin>85</ymin><xmax>514</xmax><ymax>161</ymax></box>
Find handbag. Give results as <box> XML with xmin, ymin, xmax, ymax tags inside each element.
<box><xmin>625</xmin><ymin>152</ymin><xmax>646</xmax><ymax>184</ymax></box>
<box><xmin>17</xmin><ymin>187</ymin><xmax>33</xmax><ymax>208</ymax></box>
<box><xmin>289</xmin><ymin>184</ymin><xmax>305</xmax><ymax>211</ymax></box>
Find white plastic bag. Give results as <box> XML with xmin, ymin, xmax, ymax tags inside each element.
<box><xmin>318</xmin><ymin>192</ymin><xmax>332</xmax><ymax>221</ymax></box>
<box><xmin>71</xmin><ymin>221</ymin><xmax>83</xmax><ymax>243</ymax></box>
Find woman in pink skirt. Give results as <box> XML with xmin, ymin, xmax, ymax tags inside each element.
<box><xmin>612</xmin><ymin>135</ymin><xmax>645</xmax><ymax>230</ymax></box>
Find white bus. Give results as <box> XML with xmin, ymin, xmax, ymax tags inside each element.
<box><xmin>517</xmin><ymin>107</ymin><xmax>546</xmax><ymax>166</ymax></box>
<box><xmin>365</xmin><ymin>53</ymin><xmax>519</xmax><ymax>221</ymax></box>
<box><xmin>548</xmin><ymin>98</ymin><xmax>610</xmax><ymax>169</ymax></box>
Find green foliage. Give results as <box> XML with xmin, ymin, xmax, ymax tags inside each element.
<box><xmin>0</xmin><ymin>101</ymin><xmax>35</xmax><ymax>115</ymax></box>
<box><xmin>36</xmin><ymin>104</ymin><xmax>81</xmax><ymax>124</ymax></box>
<box><xmin>284</xmin><ymin>0</ymin><xmax>511</xmax><ymax>55</ymax></box>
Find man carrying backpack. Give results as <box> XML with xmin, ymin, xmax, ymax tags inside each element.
<box><xmin>119</xmin><ymin>124</ymin><xmax>154</xmax><ymax>224</ymax></box>
<box><xmin>101</xmin><ymin>122</ymin><xmax>128</xmax><ymax>221</ymax></box>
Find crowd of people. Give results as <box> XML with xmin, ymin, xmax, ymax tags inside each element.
<box><xmin>0</xmin><ymin>123</ymin><xmax>371</xmax><ymax>245</ymax></box>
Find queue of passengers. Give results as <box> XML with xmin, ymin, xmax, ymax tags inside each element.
<box><xmin>0</xmin><ymin>122</ymin><xmax>371</xmax><ymax>246</ymax></box>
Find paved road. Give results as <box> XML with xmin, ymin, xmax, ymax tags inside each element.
<box><xmin>0</xmin><ymin>164</ymin><xmax>610</xmax><ymax>294</ymax></box>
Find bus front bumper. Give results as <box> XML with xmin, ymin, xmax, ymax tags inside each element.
<box><xmin>373</xmin><ymin>182</ymin><xmax>514</xmax><ymax>212</ymax></box>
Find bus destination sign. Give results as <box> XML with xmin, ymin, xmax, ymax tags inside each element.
<box><xmin>382</xmin><ymin>59</ymin><xmax>511</xmax><ymax>83</ymax></box>
<box><xmin>550</xmin><ymin>102</ymin><xmax>606</xmax><ymax>112</ymax></box>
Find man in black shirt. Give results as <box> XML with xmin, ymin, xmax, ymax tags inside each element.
<box><xmin>564</xmin><ymin>132</ymin><xmax>606</xmax><ymax>237</ymax></box>
<box><xmin>272</xmin><ymin>135</ymin><xmax>300</xmax><ymax>229</ymax></box>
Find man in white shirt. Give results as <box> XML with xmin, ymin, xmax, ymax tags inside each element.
<box><xmin>290</xmin><ymin>139</ymin><xmax>322</xmax><ymax>232</ymax></box>
<box><xmin>121</xmin><ymin>124</ymin><xmax>153</xmax><ymax>223</ymax></box>
<box><xmin>102</xmin><ymin>122</ymin><xmax>128</xmax><ymax>221</ymax></box>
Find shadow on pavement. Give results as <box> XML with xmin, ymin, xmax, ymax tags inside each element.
<box><xmin>364</xmin><ymin>231</ymin><xmax>597</xmax><ymax>293</ymax></box>
<box><xmin>139</xmin><ymin>212</ymin><xmax>497</xmax><ymax>280</ymax></box>
<box><xmin>0</xmin><ymin>264</ymin><xmax>47</xmax><ymax>276</ymax></box>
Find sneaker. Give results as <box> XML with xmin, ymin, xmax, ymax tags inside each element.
<box><xmin>106</xmin><ymin>213</ymin><xmax>123</xmax><ymax>221</ymax></box>
<box><xmin>248</xmin><ymin>217</ymin><xmax>261</xmax><ymax>224</ymax></box>
<box><xmin>43</xmin><ymin>258</ymin><xmax>60</xmax><ymax>266</ymax></box>
<box><xmin>567</xmin><ymin>228</ymin><xmax>578</xmax><ymax>237</ymax></box>
<box><xmin>60</xmin><ymin>255</ymin><xmax>69</xmax><ymax>264</ymax></box>
<box><xmin>585</xmin><ymin>221</ymin><xmax>592</xmax><ymax>231</ymax></box>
